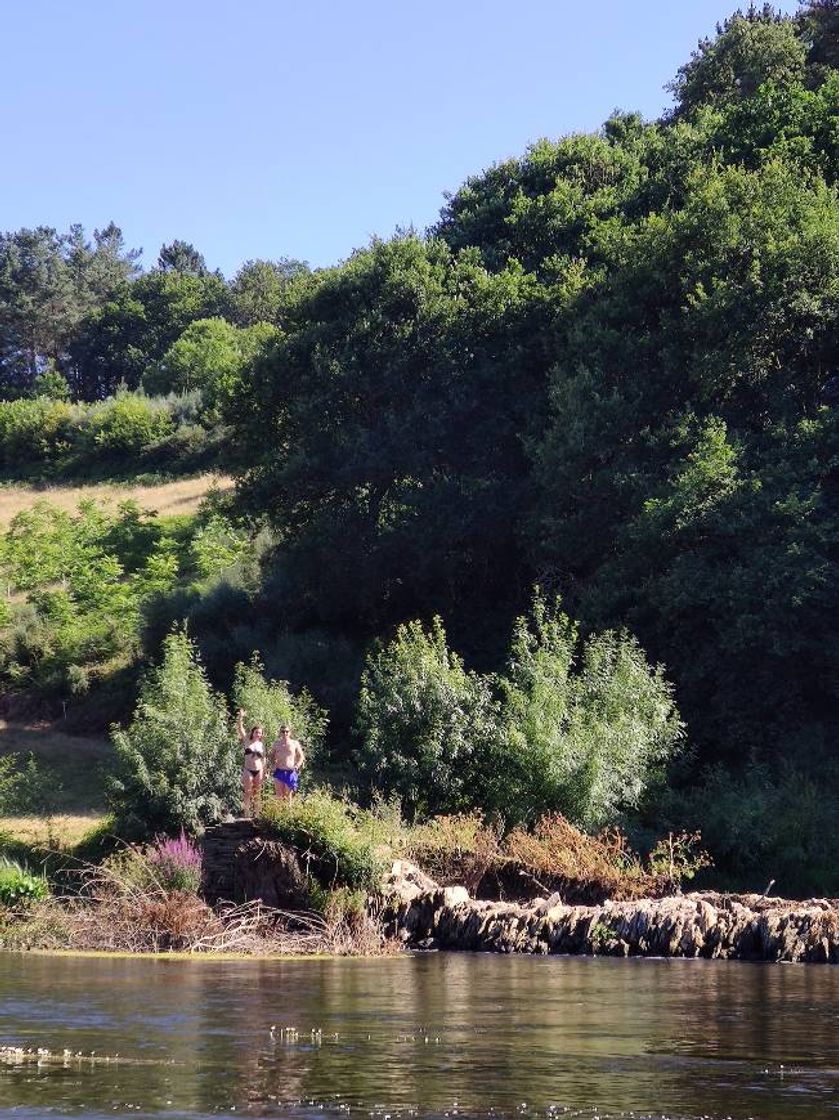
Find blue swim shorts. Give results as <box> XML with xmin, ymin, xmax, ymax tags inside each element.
<box><xmin>273</xmin><ymin>768</ymin><xmax>299</xmax><ymax>792</ymax></box>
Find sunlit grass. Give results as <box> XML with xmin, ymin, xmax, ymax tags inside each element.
<box><xmin>0</xmin><ymin>813</ymin><xmax>108</xmax><ymax>848</ymax></box>
<box><xmin>0</xmin><ymin>720</ymin><xmax>112</xmax><ymax>814</ymax></box>
<box><xmin>0</xmin><ymin>472</ymin><xmax>232</xmax><ymax>529</ymax></box>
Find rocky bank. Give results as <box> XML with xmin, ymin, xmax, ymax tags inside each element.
<box><xmin>201</xmin><ymin>822</ymin><xmax>839</xmax><ymax>963</ymax></box>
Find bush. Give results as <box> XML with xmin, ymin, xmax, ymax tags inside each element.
<box><xmin>107</xmin><ymin>628</ymin><xmax>237</xmax><ymax>838</ymax></box>
<box><xmin>0</xmin><ymin>858</ymin><xmax>49</xmax><ymax>908</ymax></box>
<box><xmin>260</xmin><ymin>789</ymin><xmax>386</xmax><ymax>893</ymax></box>
<box><xmin>496</xmin><ymin>594</ymin><xmax>685</xmax><ymax>829</ymax></box>
<box><xmin>405</xmin><ymin>812</ymin><xmax>501</xmax><ymax>892</ymax></box>
<box><xmin>664</xmin><ymin>762</ymin><xmax>839</xmax><ymax>897</ymax></box>
<box><xmin>352</xmin><ymin>597</ymin><xmax>683</xmax><ymax>829</ymax></box>
<box><xmin>353</xmin><ymin>618</ymin><xmax>499</xmax><ymax>818</ymax></box>
<box><xmin>0</xmin><ymin>397</ymin><xmax>76</xmax><ymax>469</ymax></box>
<box><xmin>84</xmin><ymin>393</ymin><xmax>174</xmax><ymax>454</ymax></box>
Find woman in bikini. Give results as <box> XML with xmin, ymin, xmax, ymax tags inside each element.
<box><xmin>237</xmin><ymin>708</ymin><xmax>266</xmax><ymax>817</ymax></box>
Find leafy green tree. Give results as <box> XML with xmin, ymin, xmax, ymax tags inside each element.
<box><xmin>0</xmin><ymin>227</ymin><xmax>77</xmax><ymax>392</ymax></box>
<box><xmin>157</xmin><ymin>240</ymin><xmax>208</xmax><ymax>276</ymax></box>
<box><xmin>142</xmin><ymin>317</ymin><xmax>277</xmax><ymax>399</ymax></box>
<box><xmin>33</xmin><ymin>367</ymin><xmax>71</xmax><ymax>401</ymax></box>
<box><xmin>497</xmin><ymin>595</ymin><xmax>684</xmax><ymax>829</ymax></box>
<box><xmin>108</xmin><ymin>629</ymin><xmax>236</xmax><ymax>837</ymax></box>
<box><xmin>667</xmin><ymin>7</ymin><xmax>806</xmax><ymax>118</ymax></box>
<box><xmin>228</xmin><ymin>258</ymin><xmax>308</xmax><ymax>326</ymax></box>
<box><xmin>353</xmin><ymin>618</ymin><xmax>499</xmax><ymax>818</ymax></box>
<box><xmin>226</xmin><ymin>235</ymin><xmax>545</xmax><ymax>645</ymax></box>
<box><xmin>797</xmin><ymin>0</ymin><xmax>839</xmax><ymax>76</ymax></box>
<box><xmin>0</xmin><ymin>223</ymin><xmax>139</xmax><ymax>397</ymax></box>
<box><xmin>69</xmin><ymin>269</ymin><xmax>227</xmax><ymax>398</ymax></box>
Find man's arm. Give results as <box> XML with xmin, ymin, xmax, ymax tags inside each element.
<box><xmin>295</xmin><ymin>741</ymin><xmax>306</xmax><ymax>771</ymax></box>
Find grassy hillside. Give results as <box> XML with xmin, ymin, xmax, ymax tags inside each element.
<box><xmin>0</xmin><ymin>719</ymin><xmax>111</xmax><ymax>846</ymax></box>
<box><xmin>0</xmin><ymin>472</ymin><xmax>231</xmax><ymax>530</ymax></box>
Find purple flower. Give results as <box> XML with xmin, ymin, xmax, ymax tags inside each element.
<box><xmin>146</xmin><ymin>831</ymin><xmax>202</xmax><ymax>893</ymax></box>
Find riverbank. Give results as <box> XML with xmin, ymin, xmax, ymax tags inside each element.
<box><xmin>382</xmin><ymin>866</ymin><xmax>839</xmax><ymax>963</ymax></box>
<box><xmin>201</xmin><ymin>819</ymin><xmax>839</xmax><ymax>964</ymax></box>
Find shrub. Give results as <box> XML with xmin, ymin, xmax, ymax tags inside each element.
<box><xmin>84</xmin><ymin>393</ymin><xmax>174</xmax><ymax>454</ymax></box>
<box><xmin>107</xmin><ymin>628</ymin><xmax>237</xmax><ymax>838</ymax></box>
<box><xmin>353</xmin><ymin>618</ymin><xmax>500</xmax><ymax>818</ymax></box>
<box><xmin>260</xmin><ymin>788</ymin><xmax>386</xmax><ymax>893</ymax></box>
<box><xmin>504</xmin><ymin>814</ymin><xmax>655</xmax><ymax>902</ymax></box>
<box><xmin>145</xmin><ymin>831</ymin><xmax>202</xmax><ymax>893</ymax></box>
<box><xmin>0</xmin><ymin>858</ymin><xmax>49</xmax><ymax>908</ymax></box>
<box><xmin>665</xmin><ymin>762</ymin><xmax>839</xmax><ymax>897</ymax></box>
<box><xmin>232</xmin><ymin>655</ymin><xmax>328</xmax><ymax>781</ymax></box>
<box><xmin>496</xmin><ymin>594</ymin><xmax>685</xmax><ymax>829</ymax></box>
<box><xmin>405</xmin><ymin>812</ymin><xmax>501</xmax><ymax>892</ymax></box>
<box><xmin>0</xmin><ymin>397</ymin><xmax>76</xmax><ymax>469</ymax></box>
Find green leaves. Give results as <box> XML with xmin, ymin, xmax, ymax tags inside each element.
<box><xmin>353</xmin><ymin>596</ymin><xmax>683</xmax><ymax>828</ymax></box>
<box><xmin>354</xmin><ymin>617</ymin><xmax>498</xmax><ymax>819</ymax></box>
<box><xmin>108</xmin><ymin>629</ymin><xmax>235</xmax><ymax>837</ymax></box>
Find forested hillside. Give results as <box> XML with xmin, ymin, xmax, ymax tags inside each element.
<box><xmin>2</xmin><ymin>3</ymin><xmax>837</xmax><ymax>892</ymax></box>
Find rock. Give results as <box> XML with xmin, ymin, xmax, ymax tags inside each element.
<box><xmin>382</xmin><ymin>859</ymin><xmax>438</xmax><ymax>904</ymax></box>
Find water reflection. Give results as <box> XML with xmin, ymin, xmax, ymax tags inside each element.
<box><xmin>0</xmin><ymin>952</ymin><xmax>837</xmax><ymax>1118</ymax></box>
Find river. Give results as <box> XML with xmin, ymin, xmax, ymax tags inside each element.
<box><xmin>0</xmin><ymin>952</ymin><xmax>836</xmax><ymax>1119</ymax></box>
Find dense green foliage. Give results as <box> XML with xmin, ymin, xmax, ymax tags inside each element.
<box><xmin>217</xmin><ymin>3</ymin><xmax>839</xmax><ymax>891</ymax></box>
<box><xmin>107</xmin><ymin>630</ymin><xmax>237</xmax><ymax>836</ymax></box>
<box><xmin>260</xmin><ymin>789</ymin><xmax>387</xmax><ymax>893</ymax></box>
<box><xmin>354</xmin><ymin>597</ymin><xmax>682</xmax><ymax>827</ymax></box>
<box><xmin>2</xmin><ymin>4</ymin><xmax>838</xmax><ymax>893</ymax></box>
<box><xmin>0</xmin><ymin>858</ymin><xmax>49</xmax><ymax>908</ymax></box>
<box><xmin>107</xmin><ymin>630</ymin><xmax>327</xmax><ymax>839</ymax></box>
<box><xmin>0</xmin><ymin>496</ymin><xmax>247</xmax><ymax>715</ymax></box>
<box><xmin>0</xmin><ymin>389</ymin><xmax>223</xmax><ymax>479</ymax></box>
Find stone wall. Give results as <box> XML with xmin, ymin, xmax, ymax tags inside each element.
<box><xmin>382</xmin><ymin>879</ymin><xmax>839</xmax><ymax>963</ymax></box>
<box><xmin>202</xmin><ymin>823</ymin><xmax>839</xmax><ymax>962</ymax></box>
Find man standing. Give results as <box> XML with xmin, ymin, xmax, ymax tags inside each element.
<box><xmin>271</xmin><ymin>723</ymin><xmax>305</xmax><ymax>801</ymax></box>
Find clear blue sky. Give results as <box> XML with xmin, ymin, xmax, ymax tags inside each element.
<box><xmin>1</xmin><ymin>0</ymin><xmax>799</xmax><ymax>276</ymax></box>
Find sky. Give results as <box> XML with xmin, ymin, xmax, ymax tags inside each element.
<box><xmin>1</xmin><ymin>0</ymin><xmax>800</xmax><ymax>276</ymax></box>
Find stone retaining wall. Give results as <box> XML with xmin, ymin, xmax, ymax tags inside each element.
<box><xmin>382</xmin><ymin>881</ymin><xmax>839</xmax><ymax>963</ymax></box>
<box><xmin>202</xmin><ymin>822</ymin><xmax>839</xmax><ymax>962</ymax></box>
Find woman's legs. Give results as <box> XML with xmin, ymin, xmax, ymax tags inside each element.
<box><xmin>243</xmin><ymin>770</ymin><xmax>263</xmax><ymax>817</ymax></box>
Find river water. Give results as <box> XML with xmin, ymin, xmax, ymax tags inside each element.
<box><xmin>0</xmin><ymin>952</ymin><xmax>836</xmax><ymax>1119</ymax></box>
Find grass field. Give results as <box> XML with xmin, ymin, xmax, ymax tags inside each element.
<box><xmin>0</xmin><ymin>472</ymin><xmax>232</xmax><ymax>529</ymax></box>
<box><xmin>0</xmin><ymin>720</ymin><xmax>111</xmax><ymax>846</ymax></box>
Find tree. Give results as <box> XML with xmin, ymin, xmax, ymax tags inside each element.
<box><xmin>497</xmin><ymin>595</ymin><xmax>684</xmax><ymax>829</ymax></box>
<box><xmin>108</xmin><ymin>629</ymin><xmax>236</xmax><ymax>837</ymax></box>
<box><xmin>157</xmin><ymin>239</ymin><xmax>208</xmax><ymax>276</ymax></box>
<box><xmin>797</xmin><ymin>0</ymin><xmax>839</xmax><ymax>76</ymax></box>
<box><xmin>228</xmin><ymin>258</ymin><xmax>309</xmax><ymax>326</ymax></box>
<box><xmin>225</xmin><ymin>235</ymin><xmax>546</xmax><ymax>647</ymax></box>
<box><xmin>353</xmin><ymin>618</ymin><xmax>499</xmax><ymax>818</ymax></box>
<box><xmin>69</xmin><ymin>269</ymin><xmax>228</xmax><ymax>398</ymax></box>
<box><xmin>0</xmin><ymin>227</ymin><xmax>76</xmax><ymax>393</ymax></box>
<box><xmin>667</xmin><ymin>7</ymin><xmax>807</xmax><ymax>117</ymax></box>
<box><xmin>142</xmin><ymin>317</ymin><xmax>277</xmax><ymax>398</ymax></box>
<box><xmin>0</xmin><ymin>222</ymin><xmax>140</xmax><ymax>399</ymax></box>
